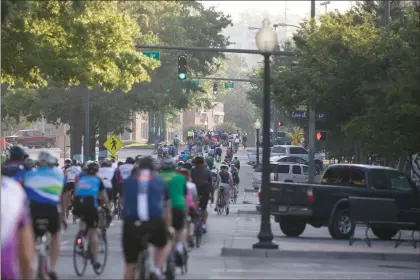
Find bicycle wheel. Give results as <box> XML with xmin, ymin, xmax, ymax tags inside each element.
<box><xmin>195</xmin><ymin>225</ymin><xmax>202</xmax><ymax>248</ymax></box>
<box><xmin>136</xmin><ymin>251</ymin><xmax>150</xmax><ymax>280</ymax></box>
<box><xmin>73</xmin><ymin>231</ymin><xmax>88</xmax><ymax>276</ymax></box>
<box><xmin>37</xmin><ymin>254</ymin><xmax>48</xmax><ymax>280</ymax></box>
<box><xmin>93</xmin><ymin>231</ymin><xmax>108</xmax><ymax>275</ymax></box>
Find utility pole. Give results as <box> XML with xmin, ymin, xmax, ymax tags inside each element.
<box><xmin>384</xmin><ymin>0</ymin><xmax>391</xmax><ymax>25</ymax></box>
<box><xmin>308</xmin><ymin>0</ymin><xmax>316</xmax><ymax>184</ymax></box>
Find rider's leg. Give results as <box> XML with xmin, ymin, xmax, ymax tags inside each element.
<box><xmin>48</xmin><ymin>210</ymin><xmax>61</xmax><ymax>273</ymax></box>
<box><xmin>225</xmin><ymin>188</ymin><xmax>230</xmax><ymax>209</ymax></box>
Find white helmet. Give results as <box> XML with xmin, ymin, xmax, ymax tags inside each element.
<box><xmin>38</xmin><ymin>151</ymin><xmax>57</xmax><ymax>167</ymax></box>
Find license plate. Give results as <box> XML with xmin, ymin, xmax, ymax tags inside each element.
<box><xmin>277</xmin><ymin>206</ymin><xmax>287</xmax><ymax>212</ymax></box>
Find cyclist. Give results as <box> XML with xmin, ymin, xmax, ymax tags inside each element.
<box><xmin>22</xmin><ymin>152</ymin><xmax>66</xmax><ymax>280</ymax></box>
<box><xmin>73</xmin><ymin>162</ymin><xmax>110</xmax><ymax>271</ymax></box>
<box><xmin>97</xmin><ymin>159</ymin><xmax>115</xmax><ymax>205</ymax></box>
<box><xmin>62</xmin><ymin>160</ymin><xmax>82</xmax><ymax>217</ymax></box>
<box><xmin>176</xmin><ymin>166</ymin><xmax>198</xmax><ymax>247</ymax></box>
<box><xmin>168</xmin><ymin>144</ymin><xmax>176</xmax><ymax>157</ymax></box>
<box><xmin>205</xmin><ymin>154</ymin><xmax>215</xmax><ymax>170</ymax></box>
<box><xmin>215</xmin><ymin>144</ymin><xmax>222</xmax><ymax>162</ymax></box>
<box><xmin>2</xmin><ymin>176</ymin><xmax>35</xmax><ymax>279</ymax></box>
<box><xmin>62</xmin><ymin>159</ymin><xmax>72</xmax><ymax>172</ymax></box>
<box><xmin>159</xmin><ymin>157</ymin><xmax>188</xmax><ymax>266</ymax></box>
<box><xmin>242</xmin><ymin>133</ymin><xmax>247</xmax><ymax>148</ymax></box>
<box><xmin>1</xmin><ymin>146</ymin><xmax>25</xmax><ymax>178</ymax></box>
<box><xmin>215</xmin><ymin>163</ymin><xmax>232</xmax><ymax>215</ymax></box>
<box><xmin>230</xmin><ymin>165</ymin><xmax>240</xmax><ymax>202</ymax></box>
<box><xmin>122</xmin><ymin>156</ymin><xmax>171</xmax><ymax>280</ymax></box>
<box><xmin>190</xmin><ymin>156</ymin><xmax>212</xmax><ymax>232</ymax></box>
<box><xmin>173</xmin><ymin>134</ymin><xmax>180</xmax><ymax>154</ymax></box>
<box><xmin>210</xmin><ymin>168</ymin><xmax>220</xmax><ymax>204</ymax></box>
<box><xmin>113</xmin><ymin>157</ymin><xmax>134</xmax><ymax>205</ymax></box>
<box><xmin>232</xmin><ymin>156</ymin><xmax>240</xmax><ymax>171</ymax></box>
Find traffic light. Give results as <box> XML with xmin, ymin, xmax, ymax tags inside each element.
<box><xmin>213</xmin><ymin>82</ymin><xmax>218</xmax><ymax>95</ymax></box>
<box><xmin>178</xmin><ymin>55</ymin><xmax>187</xmax><ymax>80</ymax></box>
<box><xmin>316</xmin><ymin>131</ymin><xmax>327</xmax><ymax>141</ymax></box>
<box><xmin>277</xmin><ymin>121</ymin><xmax>284</xmax><ymax>127</ymax></box>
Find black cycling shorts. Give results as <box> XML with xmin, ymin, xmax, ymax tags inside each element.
<box><xmin>63</xmin><ymin>182</ymin><xmax>74</xmax><ymax>193</ymax></box>
<box><xmin>196</xmin><ymin>183</ymin><xmax>211</xmax><ymax>210</ymax></box>
<box><xmin>188</xmin><ymin>207</ymin><xmax>197</xmax><ymax>221</ymax></box>
<box><xmin>30</xmin><ymin>202</ymin><xmax>60</xmax><ymax>237</ymax></box>
<box><xmin>172</xmin><ymin>208</ymin><xmax>185</xmax><ymax>230</ymax></box>
<box><xmin>122</xmin><ymin>220</ymin><xmax>168</xmax><ymax>264</ymax></box>
<box><xmin>72</xmin><ymin>196</ymin><xmax>98</xmax><ymax>229</ymax></box>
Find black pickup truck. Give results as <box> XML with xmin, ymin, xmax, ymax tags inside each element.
<box><xmin>269</xmin><ymin>164</ymin><xmax>420</xmax><ymax>240</ymax></box>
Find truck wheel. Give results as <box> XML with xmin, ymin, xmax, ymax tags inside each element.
<box><xmin>279</xmin><ymin>218</ymin><xmax>306</xmax><ymax>237</ymax></box>
<box><xmin>328</xmin><ymin>209</ymin><xmax>355</xmax><ymax>239</ymax></box>
<box><xmin>371</xmin><ymin>227</ymin><xmax>398</xmax><ymax>240</ymax></box>
<box><xmin>44</xmin><ymin>140</ymin><xmax>53</xmax><ymax>148</ymax></box>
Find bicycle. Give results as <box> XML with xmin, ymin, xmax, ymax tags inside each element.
<box><xmin>33</xmin><ymin>219</ymin><xmax>51</xmax><ymax>280</ymax></box>
<box><xmin>217</xmin><ymin>188</ymin><xmax>226</xmax><ymax>215</ymax></box>
<box><xmin>194</xmin><ymin>208</ymin><xmax>204</xmax><ymax>248</ymax></box>
<box><xmin>135</xmin><ymin>224</ymin><xmax>152</xmax><ymax>280</ymax></box>
<box><xmin>231</xmin><ymin>184</ymin><xmax>238</xmax><ymax>204</ymax></box>
<box><xmin>114</xmin><ymin>194</ymin><xmax>122</xmax><ymax>220</ymax></box>
<box><xmin>73</xmin><ymin>207</ymin><xmax>108</xmax><ymax>277</ymax></box>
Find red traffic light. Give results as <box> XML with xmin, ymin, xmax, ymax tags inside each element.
<box><xmin>277</xmin><ymin>121</ymin><xmax>284</xmax><ymax>127</ymax></box>
<box><xmin>316</xmin><ymin>131</ymin><xmax>327</xmax><ymax>141</ymax></box>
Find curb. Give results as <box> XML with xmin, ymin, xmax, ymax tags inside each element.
<box><xmin>237</xmin><ymin>210</ymin><xmax>261</xmax><ymax>215</ymax></box>
<box><xmin>220</xmin><ymin>247</ymin><xmax>420</xmax><ymax>262</ymax></box>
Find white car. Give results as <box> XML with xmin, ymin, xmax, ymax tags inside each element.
<box><xmin>270</xmin><ymin>145</ymin><xmax>324</xmax><ymax>171</ymax></box>
<box><xmin>252</xmin><ymin>162</ymin><xmax>309</xmax><ymax>190</ymax></box>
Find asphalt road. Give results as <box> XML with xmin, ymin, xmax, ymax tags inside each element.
<box><xmin>52</xmin><ymin>148</ymin><xmax>418</xmax><ymax>279</ymax></box>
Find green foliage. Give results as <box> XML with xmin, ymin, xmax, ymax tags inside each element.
<box><xmin>248</xmin><ymin>4</ymin><xmax>420</xmax><ymax>164</ymax></box>
<box><xmin>215</xmin><ymin>122</ymin><xmax>239</xmax><ymax>133</ymax></box>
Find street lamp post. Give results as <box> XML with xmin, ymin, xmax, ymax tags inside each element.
<box><xmin>253</xmin><ymin>18</ymin><xmax>279</xmax><ymax>250</ymax></box>
<box><xmin>254</xmin><ymin>120</ymin><xmax>261</xmax><ymax>166</ymax></box>
<box><xmin>320</xmin><ymin>1</ymin><xmax>330</xmax><ymax>13</ymax></box>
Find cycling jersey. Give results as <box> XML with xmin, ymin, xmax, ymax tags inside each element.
<box><xmin>65</xmin><ymin>166</ymin><xmax>81</xmax><ymax>183</ymax></box>
<box><xmin>1</xmin><ymin>161</ymin><xmax>23</xmax><ymax>179</ymax></box>
<box><xmin>159</xmin><ymin>171</ymin><xmax>187</xmax><ymax>211</ymax></box>
<box><xmin>119</xmin><ymin>163</ymin><xmax>134</xmax><ymax>181</ymax></box>
<box><xmin>186</xmin><ymin>182</ymin><xmax>197</xmax><ymax>209</ymax></box>
<box><xmin>97</xmin><ymin>167</ymin><xmax>114</xmax><ymax>189</ymax></box>
<box><xmin>23</xmin><ymin>167</ymin><xmax>65</xmax><ymax>205</ymax></box>
<box><xmin>2</xmin><ymin>176</ymin><xmax>29</xmax><ymax>280</ymax></box>
<box><xmin>74</xmin><ymin>176</ymin><xmax>104</xmax><ymax>208</ymax></box>
<box><xmin>122</xmin><ymin>170</ymin><xmax>169</xmax><ymax>221</ymax></box>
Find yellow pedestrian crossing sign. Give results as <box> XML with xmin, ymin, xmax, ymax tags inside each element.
<box><xmin>104</xmin><ymin>135</ymin><xmax>123</xmax><ymax>155</ymax></box>
<box><xmin>108</xmin><ymin>154</ymin><xmax>118</xmax><ymax>160</ymax></box>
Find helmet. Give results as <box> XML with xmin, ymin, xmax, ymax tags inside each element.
<box><xmin>83</xmin><ymin>160</ymin><xmax>94</xmax><ymax>170</ymax></box>
<box><xmin>135</xmin><ymin>155</ymin><xmax>142</xmax><ymax>161</ymax></box>
<box><xmin>71</xmin><ymin>159</ymin><xmax>78</xmax><ymax>166</ymax></box>
<box><xmin>135</xmin><ymin>156</ymin><xmax>156</xmax><ymax>171</ymax></box>
<box><xmin>38</xmin><ymin>151</ymin><xmax>57</xmax><ymax>167</ymax></box>
<box><xmin>101</xmin><ymin>159</ymin><xmax>112</xmax><ymax>168</ymax></box>
<box><xmin>23</xmin><ymin>158</ymin><xmax>35</xmax><ymax>170</ymax></box>
<box><xmin>220</xmin><ymin>163</ymin><xmax>228</xmax><ymax>169</ymax></box>
<box><xmin>183</xmin><ymin>162</ymin><xmax>193</xmax><ymax>170</ymax></box>
<box><xmin>64</xmin><ymin>158</ymin><xmax>71</xmax><ymax>165</ymax></box>
<box><xmin>177</xmin><ymin>161</ymin><xmax>184</xmax><ymax>167</ymax></box>
<box><xmin>126</xmin><ymin>157</ymin><xmax>135</xmax><ymax>164</ymax></box>
<box><xmin>160</xmin><ymin>157</ymin><xmax>175</xmax><ymax>171</ymax></box>
<box><xmin>9</xmin><ymin>146</ymin><xmax>25</xmax><ymax>161</ymax></box>
<box><xmin>86</xmin><ymin>162</ymin><xmax>99</xmax><ymax>175</ymax></box>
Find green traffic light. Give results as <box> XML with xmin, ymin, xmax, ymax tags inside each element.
<box><xmin>178</xmin><ymin>73</ymin><xmax>186</xmax><ymax>80</ymax></box>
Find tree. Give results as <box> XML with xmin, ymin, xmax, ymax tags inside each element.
<box><xmin>215</xmin><ymin>122</ymin><xmax>239</xmax><ymax>133</ymax></box>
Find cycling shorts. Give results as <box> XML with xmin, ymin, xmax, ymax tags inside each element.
<box><xmin>122</xmin><ymin>220</ymin><xmax>168</xmax><ymax>264</ymax></box>
<box><xmin>30</xmin><ymin>202</ymin><xmax>60</xmax><ymax>237</ymax></box>
<box><xmin>63</xmin><ymin>182</ymin><xmax>74</xmax><ymax>193</ymax></box>
<box><xmin>72</xmin><ymin>196</ymin><xmax>98</xmax><ymax>229</ymax></box>
<box><xmin>172</xmin><ymin>208</ymin><xmax>185</xmax><ymax>230</ymax></box>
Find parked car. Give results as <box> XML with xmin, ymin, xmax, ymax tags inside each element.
<box><xmin>267</xmin><ymin>164</ymin><xmax>420</xmax><ymax>240</ymax></box>
<box><xmin>270</xmin><ymin>155</ymin><xmax>322</xmax><ymax>175</ymax></box>
<box><xmin>5</xmin><ymin>129</ymin><xmax>57</xmax><ymax>148</ymax></box>
<box><xmin>252</xmin><ymin>162</ymin><xmax>309</xmax><ymax>190</ymax></box>
<box><xmin>270</xmin><ymin>145</ymin><xmax>324</xmax><ymax>172</ymax></box>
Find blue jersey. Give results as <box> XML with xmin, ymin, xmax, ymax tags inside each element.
<box><xmin>122</xmin><ymin>170</ymin><xmax>168</xmax><ymax>221</ymax></box>
<box><xmin>23</xmin><ymin>167</ymin><xmax>65</xmax><ymax>205</ymax></box>
<box><xmin>74</xmin><ymin>175</ymin><xmax>104</xmax><ymax>208</ymax></box>
<box><xmin>1</xmin><ymin>161</ymin><xmax>23</xmax><ymax>179</ymax></box>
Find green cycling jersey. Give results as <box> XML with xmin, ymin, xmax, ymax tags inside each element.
<box><xmin>159</xmin><ymin>170</ymin><xmax>187</xmax><ymax>210</ymax></box>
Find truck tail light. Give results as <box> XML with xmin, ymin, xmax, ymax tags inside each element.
<box><xmin>307</xmin><ymin>188</ymin><xmax>315</xmax><ymax>204</ymax></box>
<box><xmin>258</xmin><ymin>191</ymin><xmax>261</xmax><ymax>200</ymax></box>
<box><xmin>274</xmin><ymin>173</ymin><xmax>279</xmax><ymax>181</ymax></box>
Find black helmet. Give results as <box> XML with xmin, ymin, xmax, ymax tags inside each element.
<box><xmin>177</xmin><ymin>161</ymin><xmax>184</xmax><ymax>167</ymax></box>
<box><xmin>71</xmin><ymin>159</ymin><xmax>78</xmax><ymax>166</ymax></box>
<box><xmin>183</xmin><ymin>162</ymin><xmax>193</xmax><ymax>170</ymax></box>
<box><xmin>86</xmin><ymin>162</ymin><xmax>99</xmax><ymax>175</ymax></box>
<box><xmin>23</xmin><ymin>158</ymin><xmax>35</xmax><ymax>170</ymax></box>
<box><xmin>101</xmin><ymin>159</ymin><xmax>112</xmax><ymax>168</ymax></box>
<box><xmin>64</xmin><ymin>159</ymin><xmax>72</xmax><ymax>165</ymax></box>
<box><xmin>194</xmin><ymin>156</ymin><xmax>205</xmax><ymax>165</ymax></box>
<box><xmin>126</xmin><ymin>157</ymin><xmax>135</xmax><ymax>164</ymax></box>
<box><xmin>117</xmin><ymin>161</ymin><xmax>124</xmax><ymax>167</ymax></box>
<box><xmin>9</xmin><ymin>146</ymin><xmax>25</xmax><ymax>161</ymax></box>
<box><xmin>160</xmin><ymin>157</ymin><xmax>175</xmax><ymax>171</ymax></box>
<box><xmin>136</xmin><ymin>156</ymin><xmax>157</xmax><ymax>171</ymax></box>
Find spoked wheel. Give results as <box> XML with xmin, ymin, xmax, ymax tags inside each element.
<box><xmin>181</xmin><ymin>246</ymin><xmax>188</xmax><ymax>274</ymax></box>
<box><xmin>136</xmin><ymin>251</ymin><xmax>150</xmax><ymax>280</ymax></box>
<box><xmin>37</xmin><ymin>254</ymin><xmax>49</xmax><ymax>280</ymax></box>
<box><xmin>73</xmin><ymin>232</ymin><xmax>87</xmax><ymax>277</ymax></box>
<box><xmin>195</xmin><ymin>228</ymin><xmax>202</xmax><ymax>248</ymax></box>
<box><xmin>93</xmin><ymin>231</ymin><xmax>108</xmax><ymax>275</ymax></box>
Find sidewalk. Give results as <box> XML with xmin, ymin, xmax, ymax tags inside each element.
<box><xmin>222</xmin><ymin>212</ymin><xmax>420</xmax><ymax>262</ymax></box>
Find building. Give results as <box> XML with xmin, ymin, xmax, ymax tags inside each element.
<box><xmin>183</xmin><ymin>102</ymin><xmax>225</xmax><ymax>131</ymax></box>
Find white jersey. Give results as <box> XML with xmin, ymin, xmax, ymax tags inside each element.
<box><xmin>65</xmin><ymin>166</ymin><xmax>82</xmax><ymax>183</ymax></box>
<box><xmin>97</xmin><ymin>167</ymin><xmax>114</xmax><ymax>189</ymax></box>
<box><xmin>234</xmin><ymin>138</ymin><xmax>240</xmax><ymax>144</ymax></box>
<box><xmin>119</xmin><ymin>163</ymin><xmax>134</xmax><ymax>180</ymax></box>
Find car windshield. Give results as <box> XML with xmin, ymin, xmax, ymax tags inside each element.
<box><xmin>12</xmin><ymin>131</ymin><xmax>23</xmax><ymax>136</ymax></box>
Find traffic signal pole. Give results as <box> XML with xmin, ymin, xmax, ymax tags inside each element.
<box><xmin>308</xmin><ymin>0</ymin><xmax>316</xmax><ymax>184</ymax></box>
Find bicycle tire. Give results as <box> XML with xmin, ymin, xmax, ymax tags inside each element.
<box><xmin>37</xmin><ymin>254</ymin><xmax>48</xmax><ymax>280</ymax></box>
<box><xmin>93</xmin><ymin>231</ymin><xmax>108</xmax><ymax>275</ymax></box>
<box><xmin>73</xmin><ymin>231</ymin><xmax>88</xmax><ymax>276</ymax></box>
<box><xmin>136</xmin><ymin>251</ymin><xmax>149</xmax><ymax>280</ymax></box>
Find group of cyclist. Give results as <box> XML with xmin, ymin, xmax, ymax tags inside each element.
<box><xmin>1</xmin><ymin>142</ymin><xmax>241</xmax><ymax>280</ymax></box>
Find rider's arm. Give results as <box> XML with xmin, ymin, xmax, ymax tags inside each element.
<box><xmin>97</xmin><ymin>179</ymin><xmax>111</xmax><ymax>209</ymax></box>
<box><xmin>163</xmin><ymin>183</ymin><xmax>172</xmax><ymax>229</ymax></box>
